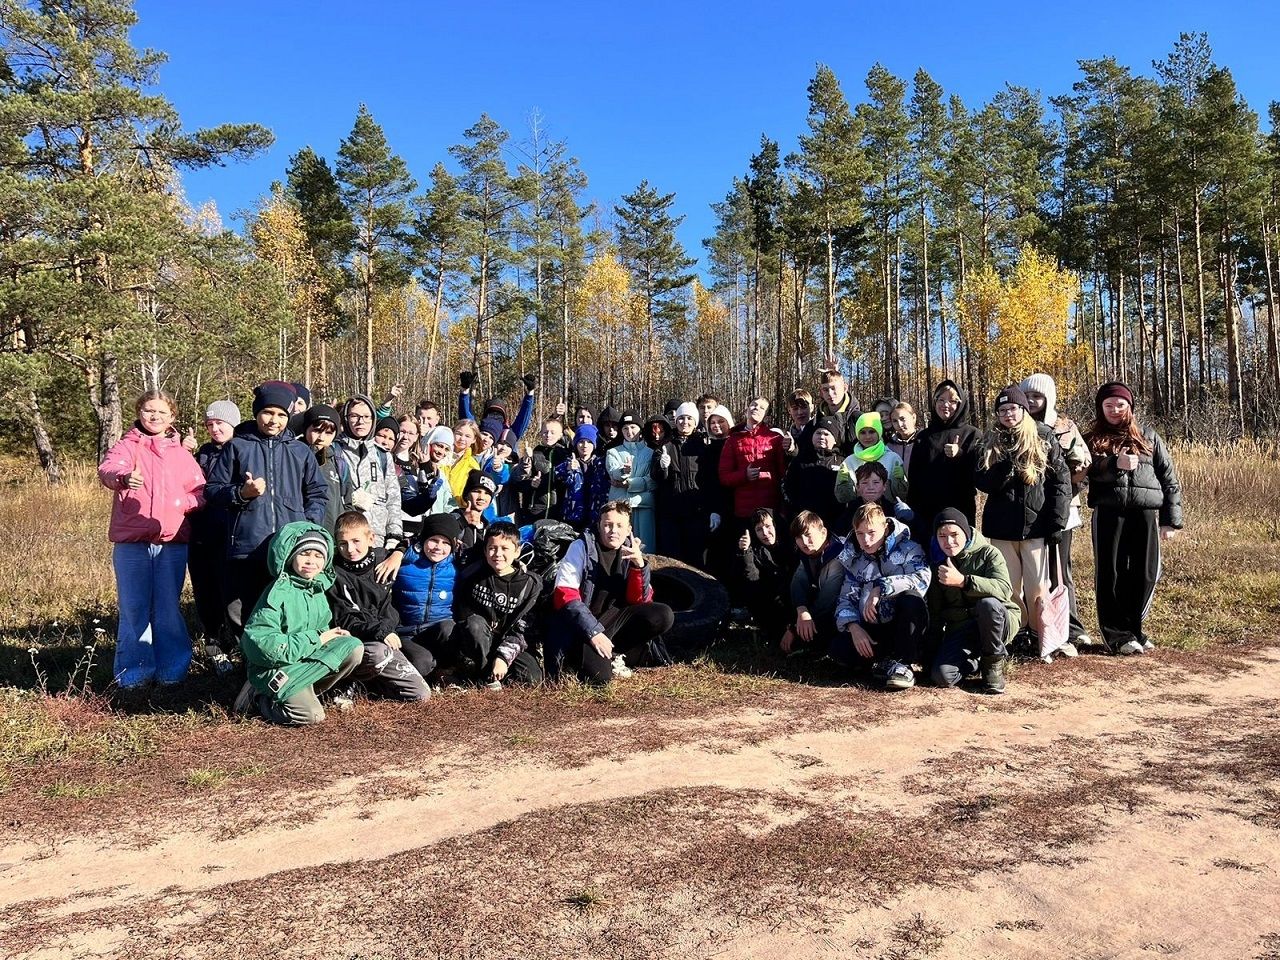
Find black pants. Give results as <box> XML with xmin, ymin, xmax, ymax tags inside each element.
<box><xmin>1092</xmin><ymin>508</ymin><xmax>1160</xmax><ymax>651</ymax></box>
<box><xmin>187</xmin><ymin>537</ymin><xmax>227</xmax><ymax>644</ymax></box>
<box><xmin>1060</xmin><ymin>527</ymin><xmax>1087</xmax><ymax>641</ymax></box>
<box><xmin>658</xmin><ymin>508</ymin><xmax>708</xmax><ymax>568</ymax></box>
<box><xmin>226</xmin><ymin>543</ymin><xmax>271</xmax><ymax>642</ymax></box>
<box><xmin>830</xmin><ymin>593</ymin><xmax>928</xmax><ymax>667</ymax></box>
<box><xmin>552</xmin><ymin>602</ymin><xmax>675</xmax><ymax>685</ymax></box>
<box><xmin>452</xmin><ymin>614</ymin><xmax>544</xmax><ymax>685</ymax></box>
<box><xmin>404</xmin><ymin>620</ymin><xmax>452</xmax><ymax>679</ymax></box>
<box><xmin>930</xmin><ymin>597</ymin><xmax>1011</xmax><ymax>687</ymax></box>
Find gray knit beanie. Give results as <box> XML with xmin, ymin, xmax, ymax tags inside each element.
<box><xmin>205</xmin><ymin>400</ymin><xmax>241</xmax><ymax>426</ymax></box>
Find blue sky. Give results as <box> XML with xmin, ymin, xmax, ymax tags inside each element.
<box><xmin>135</xmin><ymin>0</ymin><xmax>1280</xmax><ymax>270</ymax></box>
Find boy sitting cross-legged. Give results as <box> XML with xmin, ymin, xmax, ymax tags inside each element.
<box><xmin>234</xmin><ymin>521</ymin><xmax>362</xmax><ymax>726</ymax></box>
<box><xmin>327</xmin><ymin>511</ymin><xmax>432</xmax><ymax>702</ymax></box>
<box><xmin>449</xmin><ymin>522</ymin><xmax>545</xmax><ymax>690</ymax></box>
<box><xmin>926</xmin><ymin>508</ymin><xmax>1017</xmax><ymax>695</ymax></box>
<box><xmin>833</xmin><ymin>502</ymin><xmax>932</xmax><ymax>691</ymax></box>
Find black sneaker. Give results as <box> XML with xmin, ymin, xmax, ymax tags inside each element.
<box><xmin>231</xmin><ymin>679</ymin><xmax>258</xmax><ymax>716</ymax></box>
<box><xmin>980</xmin><ymin>656</ymin><xmax>1007</xmax><ymax>695</ymax></box>
<box><xmin>870</xmin><ymin>659</ymin><xmax>892</xmax><ymax>684</ymax></box>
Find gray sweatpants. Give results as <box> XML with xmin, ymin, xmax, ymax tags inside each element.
<box><xmin>352</xmin><ymin>640</ymin><xmax>431</xmax><ymax>702</ymax></box>
<box><xmin>258</xmin><ymin>646</ymin><xmax>363</xmax><ymax>726</ymax></box>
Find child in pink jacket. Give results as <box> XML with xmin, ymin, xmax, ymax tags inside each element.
<box><xmin>98</xmin><ymin>390</ymin><xmax>207</xmax><ymax>691</ymax></box>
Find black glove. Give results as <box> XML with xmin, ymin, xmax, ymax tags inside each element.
<box><xmin>459</xmin><ymin>370</ymin><xmax>474</xmax><ymax>390</ymax></box>
<box><xmin>522</xmin><ymin>373</ymin><xmax>536</xmax><ymax>393</ymax></box>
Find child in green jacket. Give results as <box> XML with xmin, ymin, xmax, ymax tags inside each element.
<box><xmin>233</xmin><ymin>521</ymin><xmax>363</xmax><ymax>725</ymax></box>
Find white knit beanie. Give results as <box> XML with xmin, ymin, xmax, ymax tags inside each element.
<box><xmin>709</xmin><ymin>404</ymin><xmax>735</xmax><ymax>430</ymax></box>
<box><xmin>1020</xmin><ymin>373</ymin><xmax>1058</xmax><ymax>424</ymax></box>
<box><xmin>425</xmin><ymin>425</ymin><xmax>455</xmax><ymax>448</ymax></box>
<box><xmin>675</xmin><ymin>401</ymin><xmax>699</xmax><ymax>423</ymax></box>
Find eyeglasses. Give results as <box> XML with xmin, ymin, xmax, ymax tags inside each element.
<box><xmin>348</xmin><ymin>414</ymin><xmax>372</xmax><ymax>422</ymax></box>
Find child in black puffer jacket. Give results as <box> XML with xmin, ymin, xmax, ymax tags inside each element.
<box><xmin>1084</xmin><ymin>382</ymin><xmax>1182</xmax><ymax>656</ymax></box>
<box><xmin>975</xmin><ymin>385</ymin><xmax>1070</xmax><ymax>651</ymax></box>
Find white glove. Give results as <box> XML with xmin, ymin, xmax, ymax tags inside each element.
<box><xmin>351</xmin><ymin>487</ymin><xmax>373</xmax><ymax>512</ymax></box>
<box><xmin>709</xmin><ymin>513</ymin><xmax>721</xmax><ymax>532</ymax></box>
<box><xmin>659</xmin><ymin>450</ymin><xmax>672</xmax><ymax>469</ymax></box>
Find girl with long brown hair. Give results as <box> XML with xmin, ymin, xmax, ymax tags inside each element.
<box><xmin>1083</xmin><ymin>382</ymin><xmax>1182</xmax><ymax>655</ymax></box>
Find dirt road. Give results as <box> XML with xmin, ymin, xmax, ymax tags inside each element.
<box><xmin>2</xmin><ymin>642</ymin><xmax>1277</xmax><ymax>960</ymax></box>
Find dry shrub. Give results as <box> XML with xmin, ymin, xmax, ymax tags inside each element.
<box><xmin>0</xmin><ymin>460</ymin><xmax>115</xmax><ymax>632</ymax></box>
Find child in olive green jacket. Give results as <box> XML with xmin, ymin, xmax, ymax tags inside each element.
<box><xmin>926</xmin><ymin>509</ymin><xmax>1019</xmax><ymax>695</ymax></box>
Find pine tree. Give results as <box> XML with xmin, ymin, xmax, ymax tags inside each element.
<box><xmin>512</xmin><ymin>116</ymin><xmax>589</xmax><ymax>405</ymax></box>
<box><xmin>859</xmin><ymin>63</ymin><xmax>911</xmax><ymax>396</ymax></box>
<box><xmin>412</xmin><ymin>163</ymin><xmax>466</xmax><ymax>394</ymax></box>
<box><xmin>336</xmin><ymin>104</ymin><xmax>416</xmax><ymax>394</ymax></box>
<box><xmin>746</xmin><ymin>136</ymin><xmax>784</xmax><ymax>400</ymax></box>
<box><xmin>285</xmin><ymin>146</ymin><xmax>354</xmax><ymax>387</ymax></box>
<box><xmin>908</xmin><ymin>68</ymin><xmax>947</xmax><ymax>387</ymax></box>
<box><xmin>449</xmin><ymin>114</ymin><xmax>522</xmax><ymax>393</ymax></box>
<box><xmin>791</xmin><ymin>64</ymin><xmax>868</xmax><ymax>360</ymax></box>
<box><xmin>286</xmin><ymin>146</ymin><xmax>355</xmax><ymax>273</ymax></box>
<box><xmin>614</xmin><ymin>180</ymin><xmax>696</xmax><ymax>406</ymax></box>
<box><xmin>0</xmin><ymin>0</ymin><xmax>271</xmax><ymax>468</ymax></box>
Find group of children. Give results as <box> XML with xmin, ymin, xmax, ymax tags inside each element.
<box><xmin>98</xmin><ymin>366</ymin><xmax>1182</xmax><ymax>724</ymax></box>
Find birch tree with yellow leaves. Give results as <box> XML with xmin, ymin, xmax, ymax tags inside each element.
<box><xmin>957</xmin><ymin>246</ymin><xmax>1091</xmax><ymax>415</ymax></box>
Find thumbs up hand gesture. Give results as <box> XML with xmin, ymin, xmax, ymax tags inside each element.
<box><xmin>937</xmin><ymin>555</ymin><xmax>965</xmax><ymax>588</ymax></box>
<box><xmin>241</xmin><ymin>471</ymin><xmax>266</xmax><ymax>500</ymax></box>
<box><xmin>182</xmin><ymin>427</ymin><xmax>198</xmax><ymax>452</ymax></box>
<box><xmin>125</xmin><ymin>465</ymin><xmax>145</xmax><ymax>490</ymax></box>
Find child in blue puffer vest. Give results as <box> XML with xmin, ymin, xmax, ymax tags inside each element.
<box><xmin>393</xmin><ymin>512</ymin><xmax>462</xmax><ymax>678</ymax></box>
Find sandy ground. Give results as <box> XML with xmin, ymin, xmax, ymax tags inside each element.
<box><xmin>2</xmin><ymin>643</ymin><xmax>1278</xmax><ymax>960</ymax></box>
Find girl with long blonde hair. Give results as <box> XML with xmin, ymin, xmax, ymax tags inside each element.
<box><xmin>975</xmin><ymin>385</ymin><xmax>1071</xmax><ymax>655</ymax></box>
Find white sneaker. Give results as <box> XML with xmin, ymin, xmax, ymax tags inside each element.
<box><xmin>331</xmin><ymin>693</ymin><xmax>355</xmax><ymax>712</ymax></box>
<box><xmin>483</xmin><ymin>679</ymin><xmax>504</xmax><ymax>692</ymax></box>
<box><xmin>1075</xmin><ymin>633</ymin><xmax>1094</xmax><ymax>647</ymax></box>
<box><xmin>1118</xmin><ymin>640</ymin><xmax>1144</xmax><ymax>656</ymax></box>
<box><xmin>611</xmin><ymin>655</ymin><xmax>633</xmax><ymax>678</ymax></box>
<box><xmin>1057</xmin><ymin>641</ymin><xmax>1078</xmax><ymax>658</ymax></box>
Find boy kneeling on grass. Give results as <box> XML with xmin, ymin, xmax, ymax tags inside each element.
<box><xmin>926</xmin><ymin>509</ymin><xmax>1017</xmax><ymax>694</ymax></box>
<box><xmin>449</xmin><ymin>522</ymin><xmax>544</xmax><ymax>690</ymax></box>
<box><xmin>234</xmin><ymin>521</ymin><xmax>363</xmax><ymax>725</ymax></box>
<box><xmin>328</xmin><ymin>511</ymin><xmax>432</xmax><ymax>702</ymax></box>
<box><xmin>833</xmin><ymin>502</ymin><xmax>931</xmax><ymax>691</ymax></box>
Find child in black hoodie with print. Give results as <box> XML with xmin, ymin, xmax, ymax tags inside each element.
<box><xmin>450</xmin><ymin>522</ymin><xmax>545</xmax><ymax>689</ymax></box>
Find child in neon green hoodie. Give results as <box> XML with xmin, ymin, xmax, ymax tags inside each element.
<box><xmin>835</xmin><ymin>412</ymin><xmax>908</xmax><ymax>502</ymax></box>
<box><xmin>234</xmin><ymin>521</ymin><xmax>364</xmax><ymax>726</ymax></box>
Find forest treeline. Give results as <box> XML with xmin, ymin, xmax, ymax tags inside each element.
<box><xmin>3</xmin><ymin>0</ymin><xmax>1279</xmax><ymax>481</ymax></box>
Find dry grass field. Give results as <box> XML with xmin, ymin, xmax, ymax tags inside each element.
<box><xmin>0</xmin><ymin>444</ymin><xmax>1278</xmax><ymax>959</ymax></box>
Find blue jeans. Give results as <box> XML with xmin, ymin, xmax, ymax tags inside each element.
<box><xmin>112</xmin><ymin>542</ymin><xmax>192</xmax><ymax>688</ymax></box>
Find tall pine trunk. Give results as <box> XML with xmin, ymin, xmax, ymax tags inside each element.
<box><xmin>1193</xmin><ymin>192</ymin><xmax>1208</xmax><ymax>406</ymax></box>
